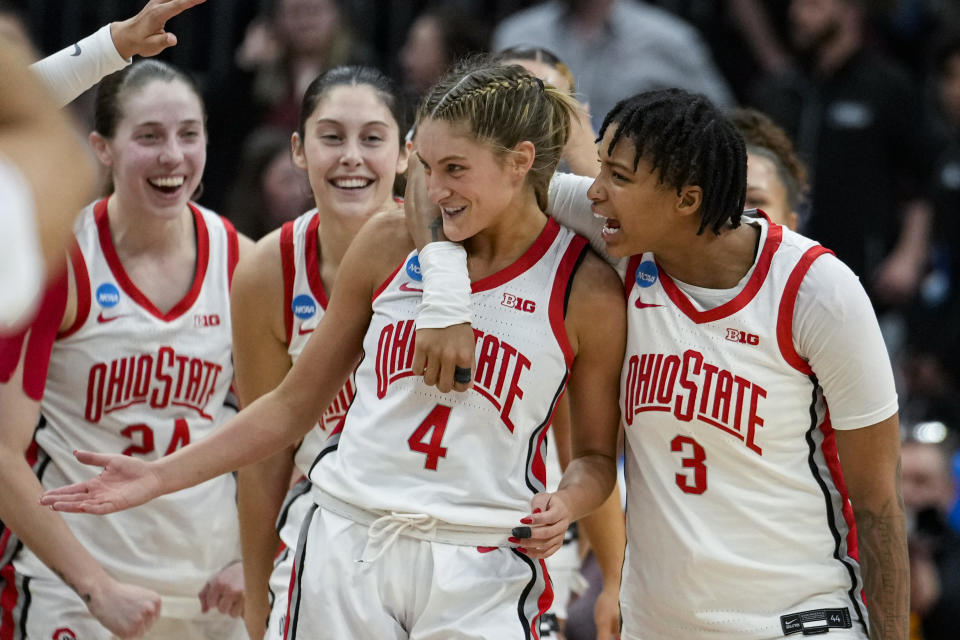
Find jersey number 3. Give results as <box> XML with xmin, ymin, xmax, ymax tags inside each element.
<box><xmin>671</xmin><ymin>435</ymin><xmax>707</xmax><ymax>494</ymax></box>
<box><xmin>408</xmin><ymin>404</ymin><xmax>451</xmax><ymax>470</ymax></box>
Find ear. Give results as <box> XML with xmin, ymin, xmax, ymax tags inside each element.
<box><xmin>88</xmin><ymin>131</ymin><xmax>113</xmax><ymax>168</ymax></box>
<box><xmin>291</xmin><ymin>132</ymin><xmax>308</xmax><ymax>170</ymax></box>
<box><xmin>510</xmin><ymin>140</ymin><xmax>536</xmax><ymax>179</ymax></box>
<box><xmin>395</xmin><ymin>142</ymin><xmax>410</xmax><ymax>176</ymax></box>
<box><xmin>675</xmin><ymin>184</ymin><xmax>702</xmax><ymax>219</ymax></box>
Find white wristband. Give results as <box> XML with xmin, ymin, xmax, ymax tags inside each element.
<box><xmin>416</xmin><ymin>242</ymin><xmax>472</xmax><ymax>329</ymax></box>
<box><xmin>30</xmin><ymin>24</ymin><xmax>129</xmax><ymax>108</ymax></box>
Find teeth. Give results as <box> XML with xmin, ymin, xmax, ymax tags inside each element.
<box><xmin>442</xmin><ymin>206</ymin><xmax>466</xmax><ymax>215</ymax></box>
<box><xmin>333</xmin><ymin>177</ymin><xmax>372</xmax><ymax>189</ymax></box>
<box><xmin>601</xmin><ymin>226</ymin><xmax>621</xmax><ymax>236</ymax></box>
<box><xmin>149</xmin><ymin>176</ymin><xmax>184</xmax><ymax>188</ymax></box>
<box><xmin>601</xmin><ymin>219</ymin><xmax>621</xmax><ymax>236</ymax></box>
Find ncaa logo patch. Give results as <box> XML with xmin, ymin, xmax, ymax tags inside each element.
<box><xmin>406</xmin><ymin>255</ymin><xmax>423</xmax><ymax>282</ymax></box>
<box><xmin>292</xmin><ymin>294</ymin><xmax>317</xmax><ymax>320</ymax></box>
<box><xmin>634</xmin><ymin>261</ymin><xmax>658</xmax><ymax>288</ymax></box>
<box><xmin>96</xmin><ymin>283</ymin><xmax>121</xmax><ymax>308</ymax></box>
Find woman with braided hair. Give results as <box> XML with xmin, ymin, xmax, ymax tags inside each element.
<box><xmin>40</xmin><ymin>58</ymin><xmax>626</xmax><ymax>639</ymax></box>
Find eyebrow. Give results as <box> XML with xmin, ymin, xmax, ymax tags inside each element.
<box><xmin>135</xmin><ymin>119</ymin><xmax>203</xmax><ymax>127</ymax></box>
<box><xmin>314</xmin><ymin>118</ymin><xmax>391</xmax><ymax>127</ymax></box>
<box><xmin>604</xmin><ymin>157</ymin><xmax>634</xmax><ymax>174</ymax></box>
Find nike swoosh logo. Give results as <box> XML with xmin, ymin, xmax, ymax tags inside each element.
<box><xmin>399</xmin><ymin>282</ymin><xmax>423</xmax><ymax>293</ymax></box>
<box><xmin>97</xmin><ymin>312</ymin><xmax>126</xmax><ymax>323</ymax></box>
<box><xmin>71</xmin><ymin>43</ymin><xmax>81</xmax><ymax>57</ymax></box>
<box><xmin>297</xmin><ymin>326</ymin><xmax>315</xmax><ymax>335</ymax></box>
<box><xmin>635</xmin><ymin>298</ymin><xmax>663</xmax><ymax>309</ymax></box>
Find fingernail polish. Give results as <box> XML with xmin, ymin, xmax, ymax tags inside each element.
<box><xmin>533</xmin><ymin>508</ymin><xmax>542</xmax><ymax>514</ymax></box>
<box><xmin>508</xmin><ymin>536</ymin><xmax>520</xmax><ymax>544</ymax></box>
<box><xmin>520</xmin><ymin>517</ymin><xmax>532</xmax><ymax>524</ymax></box>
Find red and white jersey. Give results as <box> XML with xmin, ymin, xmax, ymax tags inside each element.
<box><xmin>619</xmin><ymin>216</ymin><xmax>891</xmax><ymax>638</ymax></box>
<box><xmin>14</xmin><ymin>199</ymin><xmax>241</xmax><ymax>614</ymax></box>
<box><xmin>312</xmin><ymin>218</ymin><xmax>588</xmax><ymax>529</ymax></box>
<box><xmin>280</xmin><ymin>210</ymin><xmax>356</xmax><ymax>477</ymax></box>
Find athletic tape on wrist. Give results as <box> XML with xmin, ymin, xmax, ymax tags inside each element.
<box><xmin>416</xmin><ymin>242</ymin><xmax>471</xmax><ymax>329</ymax></box>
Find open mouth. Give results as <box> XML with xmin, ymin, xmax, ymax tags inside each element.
<box><xmin>148</xmin><ymin>175</ymin><xmax>185</xmax><ymax>195</ymax></box>
<box><xmin>441</xmin><ymin>205</ymin><xmax>467</xmax><ymax>218</ymax></box>
<box><xmin>331</xmin><ymin>177</ymin><xmax>374</xmax><ymax>190</ymax></box>
<box><xmin>598</xmin><ymin>214</ymin><xmax>621</xmax><ymax>237</ymax></box>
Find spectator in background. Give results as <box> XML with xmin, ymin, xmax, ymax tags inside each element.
<box><xmin>902</xmin><ymin>434</ymin><xmax>960</xmax><ymax>640</ymax></box>
<box><xmin>204</xmin><ymin>0</ymin><xmax>373</xmax><ymax>213</ymax></box>
<box><xmin>400</xmin><ymin>3</ymin><xmax>489</xmax><ymax>122</ymax></box>
<box><xmin>492</xmin><ymin>0</ymin><xmax>733</xmax><ymax>131</ymax></box>
<box><xmin>227</xmin><ymin>127</ymin><xmax>311</xmax><ymax>240</ymax></box>
<box><xmin>729</xmin><ymin>107</ymin><xmax>808</xmax><ymax>230</ymax></box>
<box><xmin>750</xmin><ymin>0</ymin><xmax>942</xmax><ymax>314</ymax></box>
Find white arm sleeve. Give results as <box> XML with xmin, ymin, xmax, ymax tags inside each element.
<box><xmin>0</xmin><ymin>156</ymin><xmax>44</xmax><ymax>330</ymax></box>
<box><xmin>794</xmin><ymin>254</ymin><xmax>898</xmax><ymax>429</ymax></box>
<box><xmin>546</xmin><ymin>172</ymin><xmax>614</xmax><ymax>263</ymax></box>
<box><xmin>30</xmin><ymin>25</ymin><xmax>129</xmax><ymax>108</ymax></box>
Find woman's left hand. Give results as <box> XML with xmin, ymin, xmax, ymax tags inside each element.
<box><xmin>511</xmin><ymin>492</ymin><xmax>572</xmax><ymax>559</ymax></box>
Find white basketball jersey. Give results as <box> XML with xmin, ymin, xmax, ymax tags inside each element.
<box><xmin>15</xmin><ymin>199</ymin><xmax>242</xmax><ymax>613</ymax></box>
<box><xmin>619</xmin><ymin>216</ymin><xmax>868</xmax><ymax>638</ymax></box>
<box><xmin>312</xmin><ymin>218</ymin><xmax>588</xmax><ymax>529</ymax></box>
<box><xmin>280</xmin><ymin>210</ymin><xmax>356</xmax><ymax>478</ymax></box>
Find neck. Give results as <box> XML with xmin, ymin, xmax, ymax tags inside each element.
<box><xmin>463</xmin><ymin>191</ymin><xmax>546</xmax><ymax>279</ymax></box>
<box><xmin>653</xmin><ymin>220</ymin><xmax>760</xmax><ymax>289</ymax></box>
<box><xmin>106</xmin><ymin>193</ymin><xmax>193</xmax><ymax>256</ymax></box>
<box><xmin>814</xmin><ymin>24</ymin><xmax>861</xmax><ymax>76</ymax></box>
<box><xmin>315</xmin><ymin>205</ymin><xmax>378</xmax><ymax>281</ymax></box>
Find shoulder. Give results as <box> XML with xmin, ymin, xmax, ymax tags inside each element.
<box><xmin>566</xmin><ymin>248</ymin><xmax>626</xmax><ymax>330</ymax></box>
<box><xmin>343</xmin><ymin>209</ymin><xmax>416</xmax><ymax>292</ymax></box>
<box><xmin>233</xmin><ymin>227</ymin><xmax>284</xmax><ymax>295</ymax></box>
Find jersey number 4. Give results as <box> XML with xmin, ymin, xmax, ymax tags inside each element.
<box><xmin>671</xmin><ymin>435</ymin><xmax>707</xmax><ymax>494</ymax></box>
<box><xmin>121</xmin><ymin>418</ymin><xmax>191</xmax><ymax>458</ymax></box>
<box><xmin>408</xmin><ymin>404</ymin><xmax>451</xmax><ymax>470</ymax></box>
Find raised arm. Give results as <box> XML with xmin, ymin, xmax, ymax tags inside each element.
<box><xmin>231</xmin><ymin>230</ymin><xmax>298</xmax><ymax>638</ymax></box>
<box><xmin>522</xmin><ymin>251</ymin><xmax>626</xmax><ymax>558</ymax></box>
<box><xmin>39</xmin><ymin>215</ymin><xmax>401</xmax><ymax>514</ymax></box>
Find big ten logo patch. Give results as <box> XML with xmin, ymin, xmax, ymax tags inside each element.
<box><xmin>635</xmin><ymin>261</ymin><xmax>658</xmax><ymax>288</ymax></box>
<box><xmin>194</xmin><ymin>313</ymin><xmax>221</xmax><ymax>328</ymax></box>
<box><xmin>292</xmin><ymin>294</ymin><xmax>317</xmax><ymax>320</ymax></box>
<box><xmin>406</xmin><ymin>255</ymin><xmax>423</xmax><ymax>281</ymax></box>
<box><xmin>96</xmin><ymin>282</ymin><xmax>121</xmax><ymax>307</ymax></box>
<box><xmin>725</xmin><ymin>328</ymin><xmax>759</xmax><ymax>345</ymax></box>
<box><xmin>501</xmin><ymin>293</ymin><xmax>536</xmax><ymax>313</ymax></box>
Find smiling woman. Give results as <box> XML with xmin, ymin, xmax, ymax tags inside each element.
<box><xmin>37</xmin><ymin>58</ymin><xmax>627</xmax><ymax>640</ymax></box>
<box><xmin>0</xmin><ymin>59</ymin><xmax>253</xmax><ymax>638</ymax></box>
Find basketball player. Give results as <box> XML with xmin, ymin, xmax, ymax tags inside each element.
<box><xmin>0</xmin><ymin>60</ymin><xmax>252</xmax><ymax>638</ymax></box>
<box><xmin>409</xmin><ymin>89</ymin><xmax>907</xmax><ymax>639</ymax></box>
<box><xmin>233</xmin><ymin>66</ymin><xmax>408</xmax><ymax>639</ymax></box>
<box><xmin>40</xmin><ymin>59</ymin><xmax>626</xmax><ymax>639</ymax></box>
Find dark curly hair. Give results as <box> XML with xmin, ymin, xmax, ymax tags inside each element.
<box><xmin>729</xmin><ymin>107</ymin><xmax>808</xmax><ymax>212</ymax></box>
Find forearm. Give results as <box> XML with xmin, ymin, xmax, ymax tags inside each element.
<box><xmin>890</xmin><ymin>200</ymin><xmax>932</xmax><ymax>268</ymax></box>
<box><xmin>555</xmin><ymin>453</ymin><xmax>617</xmax><ymax>522</ymax></box>
<box><xmin>854</xmin><ymin>497</ymin><xmax>910</xmax><ymax>639</ymax></box>
<box><xmin>237</xmin><ymin>448</ymin><xmax>295</xmax><ymax>639</ymax></box>
<box><xmin>30</xmin><ymin>25</ymin><xmax>128</xmax><ymax>108</ymax></box>
<box><xmin>577</xmin><ymin>484</ymin><xmax>625</xmax><ymax>590</ymax></box>
<box><xmin>0</xmin><ymin>451</ymin><xmax>110</xmax><ymax>602</ymax></box>
<box><xmin>155</xmin><ymin>388</ymin><xmax>313</xmax><ymax>496</ymax></box>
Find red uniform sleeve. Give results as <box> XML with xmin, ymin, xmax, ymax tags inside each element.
<box><xmin>0</xmin><ymin>270</ymin><xmax>69</xmax><ymax>401</ymax></box>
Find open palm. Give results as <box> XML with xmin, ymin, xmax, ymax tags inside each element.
<box><xmin>39</xmin><ymin>451</ymin><xmax>162</xmax><ymax>514</ymax></box>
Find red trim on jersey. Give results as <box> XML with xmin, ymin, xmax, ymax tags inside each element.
<box><xmin>471</xmin><ymin>218</ymin><xmax>561</xmax><ymax>293</ymax></box>
<box><xmin>95</xmin><ymin>199</ymin><xmax>210</xmax><ymax>322</ymax></box>
<box><xmin>0</xmin><ymin>561</ymin><xmax>17</xmax><ymax>640</ymax></box>
<box><xmin>59</xmin><ymin>242</ymin><xmax>90</xmax><ymax>339</ymax></box>
<box><xmin>280</xmin><ymin>220</ymin><xmax>296</xmax><ymax>344</ymax></box>
<box><xmin>223</xmin><ymin>216</ymin><xmax>239</xmax><ymax>288</ymax></box>
<box><xmin>777</xmin><ymin>245</ymin><xmax>832</xmax><ymax>374</ymax></box>
<box><xmin>372</xmin><ymin>262</ymin><xmax>404</xmax><ymax>301</ymax></box>
<box><xmin>819</xmin><ymin>409</ymin><xmax>859</xmax><ymax>562</ymax></box>
<box><xmin>623</xmin><ymin>254</ymin><xmax>644</xmax><ymax>301</ymax></box>
<box><xmin>303</xmin><ymin>212</ymin><xmax>329</xmax><ymax>309</ymax></box>
<box><xmin>283</xmin><ymin>552</ymin><xmax>297</xmax><ymax>640</ymax></box>
<box><xmin>533</xmin><ymin>558</ymin><xmax>554</xmax><ymax>640</ymax></box>
<box><xmin>659</xmin><ymin>223</ymin><xmax>783</xmax><ymax>324</ymax></box>
<box><xmin>548</xmin><ymin>235</ymin><xmax>588</xmax><ymax>366</ymax></box>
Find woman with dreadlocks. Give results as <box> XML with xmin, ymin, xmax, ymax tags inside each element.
<box><xmin>39</xmin><ymin>58</ymin><xmax>626</xmax><ymax>639</ymax></box>
<box><xmin>409</xmin><ymin>88</ymin><xmax>908</xmax><ymax>640</ymax></box>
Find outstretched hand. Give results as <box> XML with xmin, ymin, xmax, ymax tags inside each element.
<box><xmin>39</xmin><ymin>450</ymin><xmax>162</xmax><ymax>514</ymax></box>
<box><xmin>110</xmin><ymin>0</ymin><xmax>206</xmax><ymax>60</ymax></box>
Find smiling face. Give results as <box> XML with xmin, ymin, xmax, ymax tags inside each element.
<box><xmin>745</xmin><ymin>152</ymin><xmax>798</xmax><ymax>230</ymax></box>
<box><xmin>415</xmin><ymin>118</ymin><xmax>528</xmax><ymax>243</ymax></box>
<box><xmin>292</xmin><ymin>84</ymin><xmax>407</xmax><ymax>221</ymax></box>
<box><xmin>587</xmin><ymin>126</ymin><xmax>691</xmax><ymax>258</ymax></box>
<box><xmin>91</xmin><ymin>79</ymin><xmax>206</xmax><ymax>219</ymax></box>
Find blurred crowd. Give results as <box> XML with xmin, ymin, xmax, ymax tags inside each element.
<box><xmin>4</xmin><ymin>0</ymin><xmax>960</xmax><ymax>638</ymax></box>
